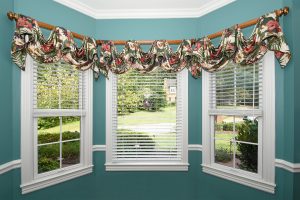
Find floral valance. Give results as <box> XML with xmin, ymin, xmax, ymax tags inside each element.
<box><xmin>11</xmin><ymin>14</ymin><xmax>107</xmax><ymax>78</ymax></box>
<box><xmin>11</xmin><ymin>12</ymin><xmax>291</xmax><ymax>79</ymax></box>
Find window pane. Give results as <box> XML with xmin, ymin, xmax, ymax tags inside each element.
<box><xmin>236</xmin><ymin>142</ymin><xmax>258</xmax><ymax>173</ymax></box>
<box><xmin>62</xmin><ymin>141</ymin><xmax>80</xmax><ymax>167</ymax></box>
<box><xmin>214</xmin><ymin>115</ymin><xmax>259</xmax><ymax>173</ymax></box>
<box><xmin>38</xmin><ymin>144</ymin><xmax>60</xmax><ymax>174</ymax></box>
<box><xmin>214</xmin><ymin>115</ymin><xmax>236</xmax><ymax>140</ymax></box>
<box><xmin>38</xmin><ymin>117</ymin><xmax>60</xmax><ymax>144</ymax></box>
<box><xmin>34</xmin><ymin>63</ymin><xmax>82</xmax><ymax>109</ymax></box>
<box><xmin>62</xmin><ymin>116</ymin><xmax>80</xmax><ymax>141</ymax></box>
<box><xmin>235</xmin><ymin>117</ymin><xmax>258</xmax><ymax>143</ymax></box>
<box><xmin>214</xmin><ymin>139</ymin><xmax>233</xmax><ymax>167</ymax></box>
<box><xmin>115</xmin><ymin>69</ymin><xmax>179</xmax><ymax>160</ymax></box>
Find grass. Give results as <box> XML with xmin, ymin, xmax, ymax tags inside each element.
<box><xmin>215</xmin><ymin>132</ymin><xmax>241</xmax><ymax>154</ymax></box>
<box><xmin>40</xmin><ymin>106</ymin><xmax>176</xmax><ymax>133</ymax></box>
<box><xmin>118</xmin><ymin>106</ymin><xmax>176</xmax><ymax>125</ymax></box>
<box><xmin>39</xmin><ymin>121</ymin><xmax>80</xmax><ymax>134</ymax></box>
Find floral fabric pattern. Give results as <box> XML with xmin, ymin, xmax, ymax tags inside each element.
<box><xmin>11</xmin><ymin>12</ymin><xmax>291</xmax><ymax>79</ymax></box>
<box><xmin>11</xmin><ymin>14</ymin><xmax>106</xmax><ymax>78</ymax></box>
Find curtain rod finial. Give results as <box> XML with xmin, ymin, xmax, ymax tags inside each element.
<box><xmin>276</xmin><ymin>7</ymin><xmax>289</xmax><ymax>17</ymax></box>
<box><xmin>7</xmin><ymin>11</ymin><xmax>17</xmax><ymax>21</ymax></box>
<box><xmin>283</xmin><ymin>7</ymin><xmax>289</xmax><ymax>16</ymax></box>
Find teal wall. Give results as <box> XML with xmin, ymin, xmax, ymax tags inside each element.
<box><xmin>0</xmin><ymin>0</ymin><xmax>299</xmax><ymax>200</ymax></box>
<box><xmin>0</xmin><ymin>0</ymin><xmax>14</xmax><ymax>199</ymax></box>
<box><xmin>0</xmin><ymin>0</ymin><xmax>13</xmax><ymax>165</ymax></box>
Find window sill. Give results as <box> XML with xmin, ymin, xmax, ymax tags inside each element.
<box><xmin>21</xmin><ymin>165</ymin><xmax>93</xmax><ymax>194</ymax></box>
<box><xmin>202</xmin><ymin>164</ymin><xmax>275</xmax><ymax>193</ymax></box>
<box><xmin>105</xmin><ymin>163</ymin><xmax>189</xmax><ymax>171</ymax></box>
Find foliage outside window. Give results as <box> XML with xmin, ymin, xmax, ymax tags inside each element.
<box><xmin>34</xmin><ymin>63</ymin><xmax>83</xmax><ymax>174</ymax></box>
<box><xmin>210</xmin><ymin>62</ymin><xmax>262</xmax><ymax>174</ymax></box>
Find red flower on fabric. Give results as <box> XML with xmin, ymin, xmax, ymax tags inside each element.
<box><xmin>102</xmin><ymin>44</ymin><xmax>111</xmax><ymax>52</ymax></box>
<box><xmin>194</xmin><ymin>42</ymin><xmax>201</xmax><ymax>51</ymax></box>
<box><xmin>226</xmin><ymin>43</ymin><xmax>235</xmax><ymax>51</ymax></box>
<box><xmin>244</xmin><ymin>44</ymin><xmax>255</xmax><ymax>54</ymax></box>
<box><xmin>210</xmin><ymin>48</ymin><xmax>222</xmax><ymax>59</ymax></box>
<box><xmin>266</xmin><ymin>20</ymin><xmax>281</xmax><ymax>32</ymax></box>
<box><xmin>115</xmin><ymin>58</ymin><xmax>122</xmax><ymax>65</ymax></box>
<box><xmin>275</xmin><ymin>51</ymin><xmax>284</xmax><ymax>58</ymax></box>
<box><xmin>41</xmin><ymin>43</ymin><xmax>54</xmax><ymax>53</ymax></box>
<box><xmin>191</xmin><ymin>65</ymin><xmax>199</xmax><ymax>77</ymax></box>
<box><xmin>169</xmin><ymin>56</ymin><xmax>178</xmax><ymax>65</ymax></box>
<box><xmin>17</xmin><ymin>17</ymin><xmax>33</xmax><ymax>29</ymax></box>
<box><xmin>76</xmin><ymin>49</ymin><xmax>85</xmax><ymax>58</ymax></box>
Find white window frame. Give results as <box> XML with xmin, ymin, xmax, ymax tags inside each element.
<box><xmin>20</xmin><ymin>56</ymin><xmax>93</xmax><ymax>194</ymax></box>
<box><xmin>202</xmin><ymin>52</ymin><xmax>276</xmax><ymax>193</ymax></box>
<box><xmin>105</xmin><ymin>69</ymin><xmax>189</xmax><ymax>171</ymax></box>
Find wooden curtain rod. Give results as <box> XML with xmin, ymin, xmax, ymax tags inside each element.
<box><xmin>7</xmin><ymin>7</ymin><xmax>289</xmax><ymax>45</ymax></box>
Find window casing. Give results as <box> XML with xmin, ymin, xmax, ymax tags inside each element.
<box><xmin>106</xmin><ymin>69</ymin><xmax>188</xmax><ymax>171</ymax></box>
<box><xmin>202</xmin><ymin>52</ymin><xmax>276</xmax><ymax>193</ymax></box>
<box><xmin>21</xmin><ymin>56</ymin><xmax>93</xmax><ymax>194</ymax></box>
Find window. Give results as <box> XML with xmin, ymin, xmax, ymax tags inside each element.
<box><xmin>21</xmin><ymin>56</ymin><xmax>93</xmax><ymax>194</ymax></box>
<box><xmin>202</xmin><ymin>52</ymin><xmax>275</xmax><ymax>193</ymax></box>
<box><xmin>106</xmin><ymin>68</ymin><xmax>188</xmax><ymax>171</ymax></box>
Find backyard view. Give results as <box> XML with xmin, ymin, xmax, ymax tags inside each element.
<box><xmin>36</xmin><ymin>63</ymin><xmax>82</xmax><ymax>174</ymax></box>
<box><xmin>212</xmin><ymin>62</ymin><xmax>261</xmax><ymax>173</ymax></box>
<box><xmin>214</xmin><ymin>116</ymin><xmax>258</xmax><ymax>173</ymax></box>
<box><xmin>37</xmin><ymin>62</ymin><xmax>259</xmax><ymax>173</ymax></box>
<box><xmin>115</xmin><ymin>69</ymin><xmax>179</xmax><ymax>160</ymax></box>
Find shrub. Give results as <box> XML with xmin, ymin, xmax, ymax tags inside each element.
<box><xmin>38</xmin><ymin>157</ymin><xmax>59</xmax><ymax>173</ymax></box>
<box><xmin>222</xmin><ymin>122</ymin><xmax>234</xmax><ymax>131</ymax></box>
<box><xmin>117</xmin><ymin>130</ymin><xmax>155</xmax><ymax>153</ymax></box>
<box><xmin>215</xmin><ymin>147</ymin><xmax>232</xmax><ymax>162</ymax></box>
<box><xmin>38</xmin><ymin>131</ymin><xmax>80</xmax><ymax>144</ymax></box>
<box><xmin>38</xmin><ymin>117</ymin><xmax>80</xmax><ymax>130</ymax></box>
<box><xmin>38</xmin><ymin>131</ymin><xmax>80</xmax><ymax>172</ymax></box>
<box><xmin>236</xmin><ymin>118</ymin><xmax>258</xmax><ymax>173</ymax></box>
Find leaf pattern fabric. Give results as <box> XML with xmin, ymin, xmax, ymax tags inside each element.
<box><xmin>11</xmin><ymin>12</ymin><xmax>291</xmax><ymax>79</ymax></box>
<box><xmin>11</xmin><ymin>14</ymin><xmax>106</xmax><ymax>78</ymax></box>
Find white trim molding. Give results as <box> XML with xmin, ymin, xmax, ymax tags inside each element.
<box><xmin>105</xmin><ymin>163</ymin><xmax>189</xmax><ymax>171</ymax></box>
<box><xmin>275</xmin><ymin>159</ymin><xmax>300</xmax><ymax>173</ymax></box>
<box><xmin>92</xmin><ymin>145</ymin><xmax>106</xmax><ymax>152</ymax></box>
<box><xmin>188</xmin><ymin>144</ymin><xmax>202</xmax><ymax>151</ymax></box>
<box><xmin>21</xmin><ymin>165</ymin><xmax>93</xmax><ymax>194</ymax></box>
<box><xmin>54</xmin><ymin>0</ymin><xmax>235</xmax><ymax>19</ymax></box>
<box><xmin>0</xmin><ymin>159</ymin><xmax>21</xmax><ymax>175</ymax></box>
<box><xmin>202</xmin><ymin>164</ymin><xmax>276</xmax><ymax>193</ymax></box>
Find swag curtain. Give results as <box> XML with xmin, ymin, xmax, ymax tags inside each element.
<box><xmin>11</xmin><ymin>12</ymin><xmax>291</xmax><ymax>79</ymax></box>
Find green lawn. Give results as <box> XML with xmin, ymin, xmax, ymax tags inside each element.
<box><xmin>118</xmin><ymin>106</ymin><xmax>176</xmax><ymax>125</ymax></box>
<box><xmin>40</xmin><ymin>106</ymin><xmax>176</xmax><ymax>133</ymax></box>
<box><xmin>39</xmin><ymin>121</ymin><xmax>80</xmax><ymax>134</ymax></box>
<box><xmin>215</xmin><ymin>132</ymin><xmax>239</xmax><ymax>154</ymax></box>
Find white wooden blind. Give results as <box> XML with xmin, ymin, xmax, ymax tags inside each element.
<box><xmin>111</xmin><ymin>69</ymin><xmax>183</xmax><ymax>161</ymax></box>
<box><xmin>210</xmin><ymin>62</ymin><xmax>263</xmax><ymax>112</ymax></box>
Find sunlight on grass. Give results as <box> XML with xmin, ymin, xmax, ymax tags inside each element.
<box><xmin>215</xmin><ymin>132</ymin><xmax>239</xmax><ymax>153</ymax></box>
<box><xmin>118</xmin><ymin>106</ymin><xmax>176</xmax><ymax>125</ymax></box>
<box><xmin>39</xmin><ymin>121</ymin><xmax>80</xmax><ymax>134</ymax></box>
